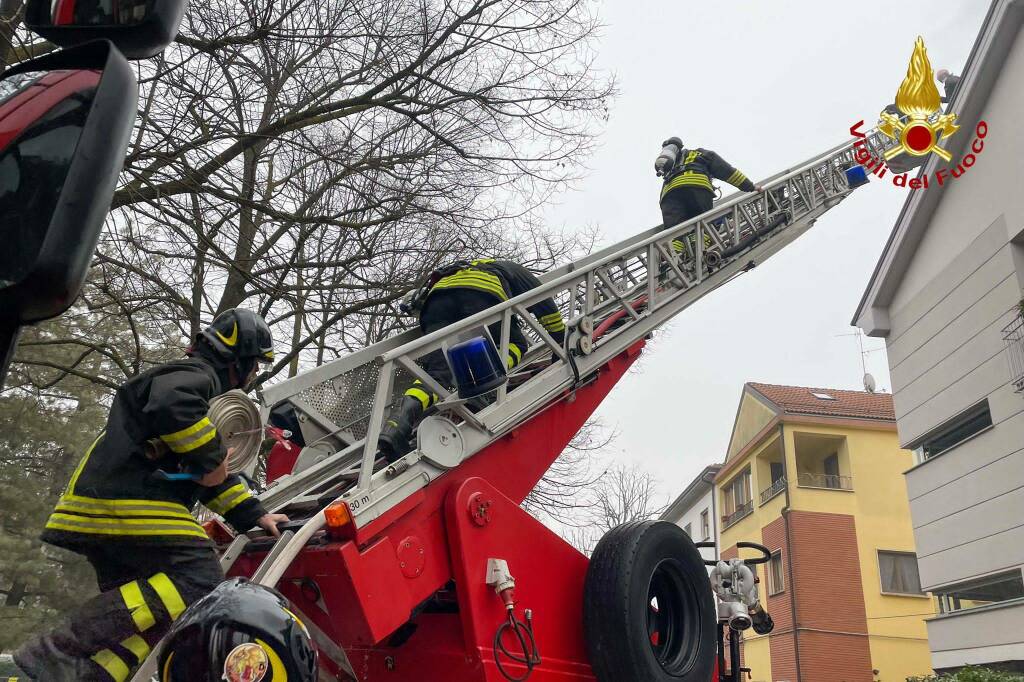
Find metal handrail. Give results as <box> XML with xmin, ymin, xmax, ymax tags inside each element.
<box><xmin>759</xmin><ymin>477</ymin><xmax>787</xmax><ymax>504</ymax></box>
<box><xmin>722</xmin><ymin>501</ymin><xmax>754</xmax><ymax>529</ymax></box>
<box><xmin>1001</xmin><ymin>306</ymin><xmax>1024</xmax><ymax>393</ymax></box>
<box><xmin>797</xmin><ymin>472</ymin><xmax>853</xmax><ymax>490</ymax></box>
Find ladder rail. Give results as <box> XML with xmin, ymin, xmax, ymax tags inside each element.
<box><xmin>254</xmin><ymin>127</ymin><xmax>892</xmax><ymax>530</ymax></box>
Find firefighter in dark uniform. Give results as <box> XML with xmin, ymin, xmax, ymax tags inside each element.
<box><xmin>655</xmin><ymin>137</ymin><xmax>763</xmax><ymax>255</ymax></box>
<box><xmin>13</xmin><ymin>309</ymin><xmax>290</xmax><ymax>682</ymax></box>
<box><xmin>378</xmin><ymin>258</ymin><xmax>566</xmax><ymax>460</ymax></box>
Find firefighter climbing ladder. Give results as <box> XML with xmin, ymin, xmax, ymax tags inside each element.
<box><xmin>131</xmin><ymin>126</ymin><xmax>896</xmax><ymax>681</ymax></box>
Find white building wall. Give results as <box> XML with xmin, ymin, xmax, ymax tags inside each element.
<box><xmin>876</xmin><ymin>19</ymin><xmax>1024</xmax><ymax>672</ymax></box>
<box><xmin>664</xmin><ymin>487</ymin><xmax>717</xmax><ymax>564</ymax></box>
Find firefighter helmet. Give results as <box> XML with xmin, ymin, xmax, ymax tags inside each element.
<box><xmin>199</xmin><ymin>308</ymin><xmax>275</xmax><ymax>365</ymax></box>
<box><xmin>158</xmin><ymin>578</ymin><xmax>317</xmax><ymax>682</ymax></box>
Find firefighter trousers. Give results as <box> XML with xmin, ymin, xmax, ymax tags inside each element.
<box><xmin>14</xmin><ymin>544</ymin><xmax>223</xmax><ymax>682</ymax></box>
<box><xmin>418</xmin><ymin>288</ymin><xmax>530</xmax><ymax>389</ymax></box>
<box><xmin>660</xmin><ymin>186</ymin><xmax>715</xmax><ymax>256</ymax></box>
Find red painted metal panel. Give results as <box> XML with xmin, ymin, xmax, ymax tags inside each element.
<box><xmin>441</xmin><ymin>477</ymin><xmax>597</xmax><ymax>681</ymax></box>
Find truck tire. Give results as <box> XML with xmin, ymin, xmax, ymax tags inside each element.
<box><xmin>583</xmin><ymin>520</ymin><xmax>716</xmax><ymax>682</ymax></box>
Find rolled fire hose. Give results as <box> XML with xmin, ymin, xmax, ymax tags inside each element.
<box><xmin>144</xmin><ymin>389</ymin><xmax>263</xmax><ymax>474</ymax></box>
<box><xmin>209</xmin><ymin>389</ymin><xmax>263</xmax><ymax>474</ymax></box>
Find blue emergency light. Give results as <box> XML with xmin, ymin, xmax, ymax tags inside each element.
<box><xmin>845</xmin><ymin>165</ymin><xmax>870</xmax><ymax>188</ymax></box>
<box><xmin>446</xmin><ymin>336</ymin><xmax>508</xmax><ymax>399</ymax></box>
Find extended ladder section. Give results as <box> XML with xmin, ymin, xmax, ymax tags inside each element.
<box><xmin>248</xmin><ymin>128</ymin><xmax>892</xmax><ymax>568</ymax></box>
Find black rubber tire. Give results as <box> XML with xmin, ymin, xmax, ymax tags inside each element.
<box><xmin>583</xmin><ymin>520</ymin><xmax>716</xmax><ymax>682</ymax></box>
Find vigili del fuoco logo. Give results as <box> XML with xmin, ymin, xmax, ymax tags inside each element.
<box><xmin>848</xmin><ymin>36</ymin><xmax>988</xmax><ymax>190</ymax></box>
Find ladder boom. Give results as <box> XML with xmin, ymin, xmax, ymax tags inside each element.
<box><xmin>256</xmin><ymin>127</ymin><xmax>892</xmax><ymax>531</ymax></box>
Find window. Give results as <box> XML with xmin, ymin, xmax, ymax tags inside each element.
<box><xmin>878</xmin><ymin>551</ymin><xmax>924</xmax><ymax>595</ymax></box>
<box><xmin>700</xmin><ymin>509</ymin><xmax>710</xmax><ymax>540</ymax></box>
<box><xmin>683</xmin><ymin>523</ymin><xmax>692</xmax><ymax>537</ymax></box>
<box><xmin>935</xmin><ymin>570</ymin><xmax>1024</xmax><ymax>614</ymax></box>
<box><xmin>823</xmin><ymin>453</ymin><xmax>839</xmax><ymax>478</ymax></box>
<box><xmin>915</xmin><ymin>401</ymin><xmax>993</xmax><ymax>461</ymax></box>
<box><xmin>810</xmin><ymin>392</ymin><xmax>836</xmax><ymax>400</ymax></box>
<box><xmin>722</xmin><ymin>469</ymin><xmax>752</xmax><ymax>527</ymax></box>
<box><xmin>770</xmin><ymin>461</ymin><xmax>785</xmax><ymax>484</ymax></box>
<box><xmin>768</xmin><ymin>551</ymin><xmax>785</xmax><ymax>595</ymax></box>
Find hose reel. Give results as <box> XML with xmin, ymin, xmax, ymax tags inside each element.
<box><xmin>208</xmin><ymin>389</ymin><xmax>263</xmax><ymax>474</ymax></box>
<box><xmin>144</xmin><ymin>390</ymin><xmax>264</xmax><ymax>475</ymax></box>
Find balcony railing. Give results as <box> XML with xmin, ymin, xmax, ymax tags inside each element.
<box><xmin>1002</xmin><ymin>308</ymin><xmax>1024</xmax><ymax>393</ymax></box>
<box><xmin>722</xmin><ymin>501</ymin><xmax>753</xmax><ymax>529</ymax></box>
<box><xmin>759</xmin><ymin>477</ymin><xmax>787</xmax><ymax>504</ymax></box>
<box><xmin>797</xmin><ymin>472</ymin><xmax>853</xmax><ymax>491</ymax></box>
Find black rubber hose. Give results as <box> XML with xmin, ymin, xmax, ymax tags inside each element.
<box><xmin>494</xmin><ymin>613</ymin><xmax>541</xmax><ymax>681</ymax></box>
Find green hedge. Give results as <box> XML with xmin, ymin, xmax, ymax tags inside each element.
<box><xmin>909</xmin><ymin>667</ymin><xmax>1024</xmax><ymax>682</ymax></box>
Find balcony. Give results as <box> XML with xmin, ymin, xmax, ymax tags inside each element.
<box><xmin>722</xmin><ymin>501</ymin><xmax>753</xmax><ymax>529</ymax></box>
<box><xmin>797</xmin><ymin>472</ymin><xmax>853</xmax><ymax>491</ymax></box>
<box><xmin>759</xmin><ymin>476</ymin><xmax>787</xmax><ymax>504</ymax></box>
<box><xmin>1002</xmin><ymin>306</ymin><xmax>1024</xmax><ymax>393</ymax></box>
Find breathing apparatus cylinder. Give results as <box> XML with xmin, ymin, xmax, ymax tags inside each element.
<box><xmin>655</xmin><ymin>136</ymin><xmax>684</xmax><ymax>177</ymax></box>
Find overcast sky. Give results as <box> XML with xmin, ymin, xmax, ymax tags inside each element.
<box><xmin>540</xmin><ymin>0</ymin><xmax>990</xmax><ymax>505</ymax></box>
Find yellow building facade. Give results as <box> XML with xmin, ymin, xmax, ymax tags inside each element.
<box><xmin>715</xmin><ymin>383</ymin><xmax>935</xmax><ymax>682</ymax></box>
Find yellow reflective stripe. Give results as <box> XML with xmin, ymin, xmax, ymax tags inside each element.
<box><xmin>434</xmin><ymin>271</ymin><xmax>506</xmax><ymax>292</ymax></box>
<box><xmin>91</xmin><ymin>649</ymin><xmax>131</xmax><ymax>682</ymax></box>
<box><xmin>508</xmin><ymin>342</ymin><xmax>522</xmax><ymax>365</ymax></box>
<box><xmin>160</xmin><ymin>419</ymin><xmax>217</xmax><ymax>454</ymax></box>
<box><xmin>66</xmin><ymin>432</ymin><xmax>104</xmax><ymax>495</ymax></box>
<box><xmin>120</xmin><ymin>581</ymin><xmax>156</xmax><ymax>632</ymax></box>
<box><xmin>661</xmin><ymin>172</ymin><xmax>714</xmax><ymax>197</ymax></box>
<box><xmin>539</xmin><ymin>312</ymin><xmax>565</xmax><ymax>331</ymax></box>
<box><xmin>727</xmin><ymin>169</ymin><xmax>746</xmax><ymax>185</ymax></box>
<box><xmin>541</xmin><ymin>318</ymin><xmax>566</xmax><ymax>332</ymax></box>
<box><xmin>122</xmin><ymin>634</ymin><xmax>150</xmax><ymax>662</ymax></box>
<box><xmin>46</xmin><ymin>514</ymin><xmax>208</xmax><ymax>539</ymax></box>
<box><xmin>214</xmin><ymin>488</ymin><xmax>251</xmax><ymax>516</ymax></box>
<box><xmin>148</xmin><ymin>573</ymin><xmax>186</xmax><ymax>620</ymax></box>
<box><xmin>161</xmin><ymin>417</ymin><xmax>213</xmax><ymax>443</ymax></box>
<box><xmin>433</xmin><ymin>271</ymin><xmax>508</xmax><ymax>300</ymax></box>
<box><xmin>56</xmin><ymin>496</ymin><xmax>194</xmax><ymax>520</ymax></box>
<box><xmin>406</xmin><ymin>386</ymin><xmax>434</xmax><ymax>410</ymax></box>
<box><xmin>470</xmin><ymin>258</ymin><xmax>495</xmax><ymax>265</ymax></box>
<box><xmin>205</xmin><ymin>483</ymin><xmax>246</xmax><ymax>515</ymax></box>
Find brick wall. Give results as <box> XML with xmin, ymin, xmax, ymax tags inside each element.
<box><xmin>789</xmin><ymin>510</ymin><xmax>873</xmax><ymax>682</ymax></box>
<box><xmin>762</xmin><ymin>516</ymin><xmax>798</xmax><ymax>682</ymax></box>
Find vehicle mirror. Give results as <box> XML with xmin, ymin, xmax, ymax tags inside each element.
<box><xmin>25</xmin><ymin>0</ymin><xmax>188</xmax><ymax>59</ymax></box>
<box><xmin>0</xmin><ymin>40</ymin><xmax>137</xmax><ymax>386</ymax></box>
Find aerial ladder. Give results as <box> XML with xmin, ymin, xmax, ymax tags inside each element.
<box><xmin>133</xmin><ymin>126</ymin><xmax>897</xmax><ymax>682</ymax></box>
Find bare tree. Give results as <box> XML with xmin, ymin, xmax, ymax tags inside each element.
<box><xmin>569</xmin><ymin>463</ymin><xmax>669</xmax><ymax>554</ymax></box>
<box><xmin>0</xmin><ymin>0</ymin><xmax>56</xmax><ymax>70</ymax></box>
<box><xmin>11</xmin><ymin>0</ymin><xmax>613</xmax><ymax>392</ymax></box>
<box><xmin>522</xmin><ymin>418</ymin><xmax>617</xmax><ymax>526</ymax></box>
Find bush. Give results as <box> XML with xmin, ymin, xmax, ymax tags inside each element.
<box><xmin>909</xmin><ymin>667</ymin><xmax>1024</xmax><ymax>682</ymax></box>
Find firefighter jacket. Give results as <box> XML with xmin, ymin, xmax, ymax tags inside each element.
<box><xmin>427</xmin><ymin>259</ymin><xmax>566</xmax><ymax>346</ymax></box>
<box><xmin>660</xmin><ymin>148</ymin><xmax>756</xmax><ymax>200</ymax></box>
<box><xmin>41</xmin><ymin>356</ymin><xmax>267</xmax><ymax>549</ymax></box>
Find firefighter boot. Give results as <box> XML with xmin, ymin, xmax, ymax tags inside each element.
<box><xmin>13</xmin><ymin>632</ymin><xmax>92</xmax><ymax>682</ymax></box>
<box><xmin>378</xmin><ymin>396</ymin><xmax>424</xmax><ymax>462</ymax></box>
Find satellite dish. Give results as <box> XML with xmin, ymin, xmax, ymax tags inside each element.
<box><xmin>863</xmin><ymin>373</ymin><xmax>877</xmax><ymax>393</ymax></box>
